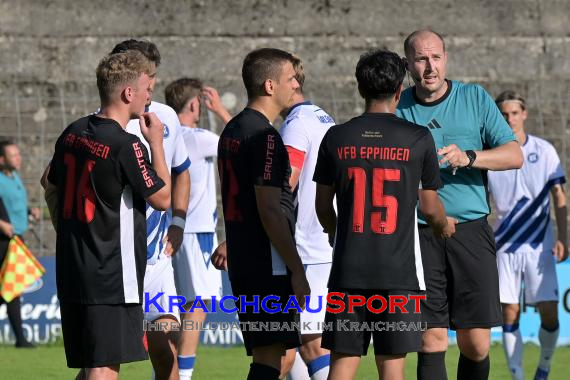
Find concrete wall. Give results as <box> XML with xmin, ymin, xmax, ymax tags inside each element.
<box><xmin>0</xmin><ymin>0</ymin><xmax>568</xmax><ymax>253</ymax></box>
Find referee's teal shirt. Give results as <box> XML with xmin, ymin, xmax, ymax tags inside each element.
<box><xmin>397</xmin><ymin>80</ymin><xmax>516</xmax><ymax>223</ymax></box>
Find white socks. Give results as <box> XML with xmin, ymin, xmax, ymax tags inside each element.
<box><xmin>502</xmin><ymin>323</ymin><xmax>523</xmax><ymax>380</ymax></box>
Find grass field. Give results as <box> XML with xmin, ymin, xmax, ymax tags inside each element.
<box><xmin>1</xmin><ymin>343</ymin><xmax>569</xmax><ymax>379</ymax></box>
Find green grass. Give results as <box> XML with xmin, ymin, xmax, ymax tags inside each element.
<box><xmin>1</xmin><ymin>343</ymin><xmax>569</xmax><ymax>379</ymax></box>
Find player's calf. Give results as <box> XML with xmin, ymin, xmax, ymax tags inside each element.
<box><xmin>375</xmin><ymin>354</ymin><xmax>406</xmax><ymax>380</ymax></box>
<box><xmin>298</xmin><ymin>334</ymin><xmax>330</xmax><ymax>380</ymax></box>
<box><xmin>249</xmin><ymin>343</ymin><xmax>287</xmax><ymax>380</ymax></box>
<box><xmin>536</xmin><ymin>301</ymin><xmax>560</xmax><ymax>380</ymax></box>
<box><xmin>456</xmin><ymin>328</ymin><xmax>491</xmax><ymax>380</ymax></box>
<box><xmin>147</xmin><ymin>321</ymin><xmax>180</xmax><ymax>380</ymax></box>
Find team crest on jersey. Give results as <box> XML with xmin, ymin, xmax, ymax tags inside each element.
<box><xmin>527</xmin><ymin>152</ymin><xmax>538</xmax><ymax>163</ymax></box>
<box><xmin>163</xmin><ymin>124</ymin><xmax>170</xmax><ymax>138</ymax></box>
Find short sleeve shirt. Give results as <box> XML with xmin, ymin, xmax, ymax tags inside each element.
<box><xmin>397</xmin><ymin>80</ymin><xmax>516</xmax><ymax>222</ymax></box>
<box><xmin>313</xmin><ymin>113</ymin><xmax>442</xmax><ymax>290</ymax></box>
<box><xmin>218</xmin><ymin>108</ymin><xmax>294</xmax><ymax>282</ymax></box>
<box><xmin>48</xmin><ymin>115</ymin><xmax>164</xmax><ymax>304</ymax></box>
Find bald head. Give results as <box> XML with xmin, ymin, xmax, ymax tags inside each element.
<box><xmin>404</xmin><ymin>29</ymin><xmax>446</xmax><ymax>57</ymax></box>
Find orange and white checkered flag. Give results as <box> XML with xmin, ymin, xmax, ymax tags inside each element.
<box><xmin>0</xmin><ymin>236</ymin><xmax>46</xmax><ymax>302</ymax></box>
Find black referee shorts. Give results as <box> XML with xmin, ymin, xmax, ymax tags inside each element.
<box><xmin>231</xmin><ymin>276</ymin><xmax>301</xmax><ymax>356</ymax></box>
<box><xmin>60</xmin><ymin>302</ymin><xmax>148</xmax><ymax>368</ymax></box>
<box><xmin>419</xmin><ymin>216</ymin><xmax>502</xmax><ymax>329</ymax></box>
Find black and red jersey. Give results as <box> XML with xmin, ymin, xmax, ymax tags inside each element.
<box><xmin>218</xmin><ymin>108</ymin><xmax>295</xmax><ymax>282</ymax></box>
<box><xmin>313</xmin><ymin>113</ymin><xmax>442</xmax><ymax>291</ymax></box>
<box><xmin>48</xmin><ymin>115</ymin><xmax>164</xmax><ymax>304</ymax></box>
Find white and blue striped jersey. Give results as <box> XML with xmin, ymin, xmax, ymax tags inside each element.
<box><xmin>181</xmin><ymin>126</ymin><xmax>219</xmax><ymax>234</ymax></box>
<box><xmin>488</xmin><ymin>134</ymin><xmax>566</xmax><ymax>254</ymax></box>
<box><xmin>281</xmin><ymin>101</ymin><xmax>335</xmax><ymax>264</ymax></box>
<box><xmin>126</xmin><ymin>101</ymin><xmax>191</xmax><ymax>264</ymax></box>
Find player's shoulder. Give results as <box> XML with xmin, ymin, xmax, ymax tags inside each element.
<box><xmin>528</xmin><ymin>134</ymin><xmax>558</xmax><ymax>155</ymax></box>
<box><xmin>64</xmin><ymin>115</ymin><xmax>90</xmax><ymax>134</ymax></box>
<box><xmin>148</xmin><ymin>101</ymin><xmax>180</xmax><ymax>126</ymax></box>
<box><xmin>183</xmin><ymin>126</ymin><xmax>219</xmax><ymax>139</ymax></box>
<box><xmin>229</xmin><ymin>108</ymin><xmax>272</xmax><ymax>136</ymax></box>
<box><xmin>148</xmin><ymin>101</ymin><xmax>177</xmax><ymax>118</ymax></box>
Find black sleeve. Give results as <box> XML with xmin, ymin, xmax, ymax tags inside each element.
<box><xmin>420</xmin><ymin>130</ymin><xmax>443</xmax><ymax>190</ymax></box>
<box><xmin>313</xmin><ymin>130</ymin><xmax>334</xmax><ymax>185</ymax></box>
<box><xmin>47</xmin><ymin>134</ymin><xmax>65</xmax><ymax>187</ymax></box>
<box><xmin>249</xmin><ymin>128</ymin><xmax>288</xmax><ymax>187</ymax></box>
<box><xmin>118</xmin><ymin>137</ymin><xmax>165</xmax><ymax>198</ymax></box>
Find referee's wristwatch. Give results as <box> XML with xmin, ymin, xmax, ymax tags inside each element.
<box><xmin>465</xmin><ymin>150</ymin><xmax>477</xmax><ymax>168</ymax></box>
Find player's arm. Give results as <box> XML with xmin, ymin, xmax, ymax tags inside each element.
<box><xmin>140</xmin><ymin>113</ymin><xmax>171</xmax><ymax>210</ymax></box>
<box><xmin>211</xmin><ymin>240</ymin><xmax>228</xmax><ymax>271</ymax></box>
<box><xmin>202</xmin><ymin>86</ymin><xmax>232</xmax><ymax>125</ymax></box>
<box><xmin>164</xmin><ymin>169</ymin><xmax>190</xmax><ymax>256</ymax></box>
<box><xmin>44</xmin><ymin>182</ymin><xmax>58</xmax><ymax>230</ymax></box>
<box><xmin>551</xmin><ymin>184</ymin><xmax>568</xmax><ymax>262</ymax></box>
<box><xmin>420</xmin><ymin>129</ymin><xmax>456</xmax><ymax>237</ymax></box>
<box><xmin>39</xmin><ymin>163</ymin><xmax>59</xmax><ymax>229</ymax></box>
<box><xmin>418</xmin><ymin>189</ymin><xmax>453</xmax><ymax>238</ymax></box>
<box><xmin>286</xmin><ymin>146</ymin><xmax>305</xmax><ymax>190</ymax></box>
<box><xmin>40</xmin><ymin>164</ymin><xmax>50</xmax><ymax>190</ymax></box>
<box><xmin>315</xmin><ymin>183</ymin><xmax>336</xmax><ymax>246</ymax></box>
<box><xmin>254</xmin><ymin>185</ymin><xmax>309</xmax><ymax>309</ymax></box>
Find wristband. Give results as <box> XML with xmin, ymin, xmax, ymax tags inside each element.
<box><xmin>171</xmin><ymin>216</ymin><xmax>186</xmax><ymax>230</ymax></box>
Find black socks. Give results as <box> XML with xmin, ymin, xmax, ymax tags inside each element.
<box><xmin>418</xmin><ymin>351</ymin><xmax>448</xmax><ymax>380</ymax></box>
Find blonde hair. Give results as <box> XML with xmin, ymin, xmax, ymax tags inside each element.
<box><xmin>96</xmin><ymin>51</ymin><xmax>152</xmax><ymax>105</ymax></box>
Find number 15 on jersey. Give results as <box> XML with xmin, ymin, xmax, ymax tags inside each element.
<box><xmin>348</xmin><ymin>167</ymin><xmax>400</xmax><ymax>235</ymax></box>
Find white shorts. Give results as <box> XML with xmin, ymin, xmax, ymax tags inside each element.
<box><xmin>300</xmin><ymin>262</ymin><xmax>331</xmax><ymax>334</ymax></box>
<box><xmin>143</xmin><ymin>256</ymin><xmax>180</xmax><ymax>322</ymax></box>
<box><xmin>497</xmin><ymin>250</ymin><xmax>559</xmax><ymax>306</ymax></box>
<box><xmin>173</xmin><ymin>232</ymin><xmax>222</xmax><ymax>303</ymax></box>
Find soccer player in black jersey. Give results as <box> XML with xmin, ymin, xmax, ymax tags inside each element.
<box><xmin>44</xmin><ymin>51</ymin><xmax>171</xmax><ymax>380</ymax></box>
<box><xmin>218</xmin><ymin>48</ymin><xmax>310</xmax><ymax>380</ymax></box>
<box><xmin>313</xmin><ymin>50</ymin><xmax>453</xmax><ymax>380</ymax></box>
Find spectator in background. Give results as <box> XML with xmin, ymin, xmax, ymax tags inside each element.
<box><xmin>0</xmin><ymin>140</ymin><xmax>38</xmax><ymax>348</ymax></box>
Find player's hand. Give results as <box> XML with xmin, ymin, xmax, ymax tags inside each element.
<box><xmin>0</xmin><ymin>220</ymin><xmax>14</xmax><ymax>238</ymax></box>
<box><xmin>139</xmin><ymin>112</ymin><xmax>164</xmax><ymax>146</ymax></box>
<box><xmin>438</xmin><ymin>144</ymin><xmax>469</xmax><ymax>171</ymax></box>
<box><xmin>290</xmin><ymin>270</ymin><xmax>310</xmax><ymax>311</ymax></box>
<box><xmin>163</xmin><ymin>225</ymin><xmax>183</xmax><ymax>256</ymax></box>
<box><xmin>202</xmin><ymin>87</ymin><xmax>231</xmax><ymax>123</ymax></box>
<box><xmin>440</xmin><ymin>216</ymin><xmax>458</xmax><ymax>238</ymax></box>
<box><xmin>211</xmin><ymin>240</ymin><xmax>228</xmax><ymax>271</ymax></box>
<box><xmin>553</xmin><ymin>240</ymin><xmax>568</xmax><ymax>263</ymax></box>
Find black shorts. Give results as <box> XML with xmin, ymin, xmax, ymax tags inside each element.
<box><xmin>231</xmin><ymin>276</ymin><xmax>301</xmax><ymax>356</ymax></box>
<box><xmin>321</xmin><ymin>289</ymin><xmax>423</xmax><ymax>356</ymax></box>
<box><xmin>60</xmin><ymin>302</ymin><xmax>148</xmax><ymax>368</ymax></box>
<box><xmin>419</xmin><ymin>216</ymin><xmax>502</xmax><ymax>329</ymax></box>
